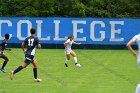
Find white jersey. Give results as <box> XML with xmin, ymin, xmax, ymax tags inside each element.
<box><xmin>64</xmin><ymin>39</ymin><xmax>74</xmax><ymax>54</ymax></box>
<box><xmin>65</xmin><ymin>39</ymin><xmax>74</xmax><ymax>50</ymax></box>
<box><xmin>131</xmin><ymin>34</ymin><xmax>140</xmax><ymax>52</ymax></box>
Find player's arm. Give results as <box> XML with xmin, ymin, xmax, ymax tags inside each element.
<box><xmin>37</xmin><ymin>44</ymin><xmax>41</xmax><ymax>49</ymax></box>
<box><xmin>73</xmin><ymin>42</ymin><xmax>81</xmax><ymax>45</ymax></box>
<box><xmin>21</xmin><ymin>42</ymin><xmax>26</xmax><ymax>54</ymax></box>
<box><xmin>64</xmin><ymin>42</ymin><xmax>69</xmax><ymax>50</ymax></box>
<box><xmin>64</xmin><ymin>43</ymin><xmax>67</xmax><ymax>47</ymax></box>
<box><xmin>36</xmin><ymin>38</ymin><xmax>41</xmax><ymax>49</ymax></box>
<box><xmin>126</xmin><ymin>39</ymin><xmax>137</xmax><ymax>57</ymax></box>
<box><xmin>2</xmin><ymin>42</ymin><xmax>12</xmax><ymax>51</ymax></box>
<box><xmin>5</xmin><ymin>48</ymin><xmax>12</xmax><ymax>51</ymax></box>
<box><xmin>64</xmin><ymin>39</ymin><xmax>69</xmax><ymax>49</ymax></box>
<box><xmin>22</xmin><ymin>38</ymin><xmax>28</xmax><ymax>54</ymax></box>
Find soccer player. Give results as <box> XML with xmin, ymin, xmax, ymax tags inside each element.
<box><xmin>126</xmin><ymin>35</ymin><xmax>138</xmax><ymax>59</ymax></box>
<box><xmin>126</xmin><ymin>34</ymin><xmax>140</xmax><ymax>93</ymax></box>
<box><xmin>0</xmin><ymin>33</ymin><xmax>12</xmax><ymax>73</ymax></box>
<box><xmin>64</xmin><ymin>35</ymin><xmax>81</xmax><ymax>67</ymax></box>
<box><xmin>10</xmin><ymin>28</ymin><xmax>42</xmax><ymax>82</ymax></box>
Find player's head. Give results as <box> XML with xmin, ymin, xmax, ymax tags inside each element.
<box><xmin>68</xmin><ymin>35</ymin><xmax>74</xmax><ymax>41</ymax></box>
<box><xmin>5</xmin><ymin>33</ymin><xmax>10</xmax><ymax>40</ymax></box>
<box><xmin>30</xmin><ymin>28</ymin><xmax>36</xmax><ymax>35</ymax></box>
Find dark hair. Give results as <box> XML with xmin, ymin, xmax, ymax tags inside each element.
<box><xmin>30</xmin><ymin>28</ymin><xmax>36</xmax><ymax>34</ymax></box>
<box><xmin>5</xmin><ymin>33</ymin><xmax>10</xmax><ymax>39</ymax></box>
<box><xmin>68</xmin><ymin>35</ymin><xmax>74</xmax><ymax>39</ymax></box>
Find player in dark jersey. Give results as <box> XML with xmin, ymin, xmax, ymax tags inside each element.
<box><xmin>10</xmin><ymin>28</ymin><xmax>42</xmax><ymax>82</ymax></box>
<box><xmin>0</xmin><ymin>34</ymin><xmax>12</xmax><ymax>73</ymax></box>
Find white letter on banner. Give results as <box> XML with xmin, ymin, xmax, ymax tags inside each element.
<box><xmin>90</xmin><ymin>21</ymin><xmax>105</xmax><ymax>41</ymax></box>
<box><xmin>17</xmin><ymin>20</ymin><xmax>32</xmax><ymax>40</ymax></box>
<box><xmin>72</xmin><ymin>21</ymin><xmax>86</xmax><ymax>41</ymax></box>
<box><xmin>109</xmin><ymin>21</ymin><xmax>124</xmax><ymax>41</ymax></box>
<box><xmin>0</xmin><ymin>20</ymin><xmax>12</xmax><ymax>40</ymax></box>
<box><xmin>36</xmin><ymin>20</ymin><xmax>50</xmax><ymax>40</ymax></box>
<box><xmin>54</xmin><ymin>20</ymin><xmax>66</xmax><ymax>40</ymax></box>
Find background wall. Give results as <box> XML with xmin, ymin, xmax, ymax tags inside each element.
<box><xmin>0</xmin><ymin>17</ymin><xmax>139</xmax><ymax>49</ymax></box>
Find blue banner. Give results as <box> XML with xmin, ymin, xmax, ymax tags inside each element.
<box><xmin>0</xmin><ymin>17</ymin><xmax>139</xmax><ymax>45</ymax></box>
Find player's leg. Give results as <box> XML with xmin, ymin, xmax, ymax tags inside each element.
<box><xmin>135</xmin><ymin>84</ymin><xmax>140</xmax><ymax>93</ymax></box>
<box><xmin>65</xmin><ymin>49</ymin><xmax>71</xmax><ymax>67</ymax></box>
<box><xmin>14</xmin><ymin>63</ymin><xmax>28</xmax><ymax>74</ymax></box>
<box><xmin>32</xmin><ymin>60</ymin><xmax>38</xmax><ymax>80</ymax></box>
<box><xmin>10</xmin><ymin>62</ymin><xmax>29</xmax><ymax>80</ymax></box>
<box><xmin>10</xmin><ymin>55</ymin><xmax>31</xmax><ymax>80</ymax></box>
<box><xmin>31</xmin><ymin>60</ymin><xmax>41</xmax><ymax>82</ymax></box>
<box><xmin>70</xmin><ymin>50</ymin><xmax>78</xmax><ymax>65</ymax></box>
<box><xmin>0</xmin><ymin>54</ymin><xmax>9</xmax><ymax>73</ymax></box>
<box><xmin>65</xmin><ymin>54</ymin><xmax>70</xmax><ymax>67</ymax></box>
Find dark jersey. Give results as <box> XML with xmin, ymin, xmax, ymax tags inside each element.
<box><xmin>0</xmin><ymin>39</ymin><xmax>7</xmax><ymax>54</ymax></box>
<box><xmin>24</xmin><ymin>35</ymin><xmax>40</xmax><ymax>56</ymax></box>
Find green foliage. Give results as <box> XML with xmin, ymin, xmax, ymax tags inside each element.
<box><xmin>0</xmin><ymin>0</ymin><xmax>139</xmax><ymax>17</ymax></box>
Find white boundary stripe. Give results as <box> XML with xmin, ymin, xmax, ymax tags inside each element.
<box><xmin>26</xmin><ymin>57</ymin><xmax>32</xmax><ymax>61</ymax></box>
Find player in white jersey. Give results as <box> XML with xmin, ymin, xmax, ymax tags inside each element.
<box><xmin>127</xmin><ymin>34</ymin><xmax>140</xmax><ymax>65</ymax></box>
<box><xmin>64</xmin><ymin>35</ymin><xmax>80</xmax><ymax>67</ymax></box>
<box><xmin>126</xmin><ymin>34</ymin><xmax>140</xmax><ymax>93</ymax></box>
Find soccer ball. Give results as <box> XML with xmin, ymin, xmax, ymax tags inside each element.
<box><xmin>76</xmin><ymin>63</ymin><xmax>81</xmax><ymax>68</ymax></box>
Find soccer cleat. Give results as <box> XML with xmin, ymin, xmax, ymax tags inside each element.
<box><xmin>34</xmin><ymin>78</ymin><xmax>42</xmax><ymax>82</ymax></box>
<box><xmin>0</xmin><ymin>68</ymin><xmax>6</xmax><ymax>73</ymax></box>
<box><xmin>65</xmin><ymin>63</ymin><xmax>68</xmax><ymax>67</ymax></box>
<box><xmin>75</xmin><ymin>63</ymin><xmax>78</xmax><ymax>65</ymax></box>
<box><xmin>75</xmin><ymin>63</ymin><xmax>81</xmax><ymax>68</ymax></box>
<box><xmin>10</xmin><ymin>71</ymin><xmax>14</xmax><ymax>80</ymax></box>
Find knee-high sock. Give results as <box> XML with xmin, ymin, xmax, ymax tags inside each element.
<box><xmin>33</xmin><ymin>68</ymin><xmax>37</xmax><ymax>79</ymax></box>
<box><xmin>1</xmin><ymin>61</ymin><xmax>8</xmax><ymax>69</ymax></box>
<box><xmin>66</xmin><ymin>58</ymin><xmax>68</xmax><ymax>64</ymax></box>
<box><xmin>13</xmin><ymin>66</ymin><xmax>23</xmax><ymax>74</ymax></box>
<box><xmin>73</xmin><ymin>57</ymin><xmax>78</xmax><ymax>64</ymax></box>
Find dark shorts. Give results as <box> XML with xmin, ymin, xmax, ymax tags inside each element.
<box><xmin>24</xmin><ymin>54</ymin><xmax>34</xmax><ymax>64</ymax></box>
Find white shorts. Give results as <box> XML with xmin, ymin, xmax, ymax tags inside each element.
<box><xmin>65</xmin><ymin>49</ymin><xmax>72</xmax><ymax>55</ymax></box>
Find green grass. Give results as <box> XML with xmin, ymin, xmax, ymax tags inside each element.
<box><xmin>0</xmin><ymin>48</ymin><xmax>139</xmax><ymax>93</ymax></box>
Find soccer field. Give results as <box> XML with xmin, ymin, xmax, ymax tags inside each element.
<box><xmin>0</xmin><ymin>48</ymin><xmax>139</xmax><ymax>93</ymax></box>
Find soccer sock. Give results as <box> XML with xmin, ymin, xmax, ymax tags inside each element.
<box><xmin>33</xmin><ymin>68</ymin><xmax>37</xmax><ymax>79</ymax></box>
<box><xmin>1</xmin><ymin>61</ymin><xmax>8</xmax><ymax>69</ymax></box>
<box><xmin>66</xmin><ymin>58</ymin><xmax>68</xmax><ymax>64</ymax></box>
<box><xmin>73</xmin><ymin>57</ymin><xmax>78</xmax><ymax>64</ymax></box>
<box><xmin>13</xmin><ymin>66</ymin><xmax>23</xmax><ymax>74</ymax></box>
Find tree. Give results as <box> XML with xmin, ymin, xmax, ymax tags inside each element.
<box><xmin>0</xmin><ymin>0</ymin><xmax>139</xmax><ymax>17</ymax></box>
